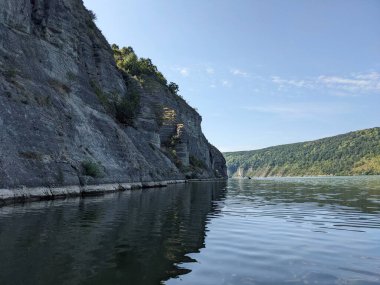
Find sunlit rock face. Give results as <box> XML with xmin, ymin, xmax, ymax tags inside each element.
<box><xmin>0</xmin><ymin>0</ymin><xmax>226</xmax><ymax>189</ymax></box>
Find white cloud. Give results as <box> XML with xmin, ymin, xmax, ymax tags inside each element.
<box><xmin>172</xmin><ymin>67</ymin><xmax>189</xmax><ymax>77</ymax></box>
<box><xmin>206</xmin><ymin>67</ymin><xmax>215</xmax><ymax>74</ymax></box>
<box><xmin>318</xmin><ymin>72</ymin><xmax>380</xmax><ymax>92</ymax></box>
<box><xmin>243</xmin><ymin>103</ymin><xmax>351</xmax><ymax>118</ymax></box>
<box><xmin>209</xmin><ymin>84</ymin><xmax>217</xmax><ymax>88</ymax></box>
<box><xmin>271</xmin><ymin>76</ymin><xmax>311</xmax><ymax>88</ymax></box>
<box><xmin>231</xmin><ymin>68</ymin><xmax>249</xmax><ymax>77</ymax></box>
<box><xmin>271</xmin><ymin>72</ymin><xmax>380</xmax><ymax>94</ymax></box>
<box><xmin>354</xmin><ymin>71</ymin><xmax>380</xmax><ymax>81</ymax></box>
<box><xmin>221</xmin><ymin>80</ymin><xmax>232</xmax><ymax>87</ymax></box>
<box><xmin>178</xmin><ymin>67</ymin><xmax>189</xmax><ymax>77</ymax></box>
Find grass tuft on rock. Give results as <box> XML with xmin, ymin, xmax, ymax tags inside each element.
<box><xmin>82</xmin><ymin>160</ymin><xmax>103</xmax><ymax>178</ymax></box>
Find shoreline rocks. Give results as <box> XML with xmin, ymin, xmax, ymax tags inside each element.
<box><xmin>0</xmin><ymin>179</ymin><xmax>227</xmax><ymax>206</ymax></box>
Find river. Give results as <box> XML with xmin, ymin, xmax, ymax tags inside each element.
<box><xmin>1</xmin><ymin>176</ymin><xmax>380</xmax><ymax>284</ymax></box>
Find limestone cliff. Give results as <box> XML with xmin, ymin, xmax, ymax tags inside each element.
<box><xmin>0</xmin><ymin>0</ymin><xmax>227</xmax><ymax>190</ymax></box>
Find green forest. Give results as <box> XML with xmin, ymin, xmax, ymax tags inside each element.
<box><xmin>224</xmin><ymin>127</ymin><xmax>380</xmax><ymax>177</ymax></box>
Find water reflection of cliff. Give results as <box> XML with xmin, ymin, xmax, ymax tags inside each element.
<box><xmin>0</xmin><ymin>182</ymin><xmax>227</xmax><ymax>285</ymax></box>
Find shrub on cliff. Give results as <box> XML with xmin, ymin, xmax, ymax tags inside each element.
<box><xmin>82</xmin><ymin>160</ymin><xmax>103</xmax><ymax>178</ymax></box>
<box><xmin>90</xmin><ymin>80</ymin><xmax>140</xmax><ymax>126</ymax></box>
<box><xmin>168</xmin><ymin>82</ymin><xmax>179</xmax><ymax>95</ymax></box>
<box><xmin>112</xmin><ymin>44</ymin><xmax>185</xmax><ymax>97</ymax></box>
<box><xmin>88</xmin><ymin>10</ymin><xmax>97</xmax><ymax>21</ymax></box>
<box><xmin>112</xmin><ymin>44</ymin><xmax>168</xmax><ymax>86</ymax></box>
<box><xmin>190</xmin><ymin>155</ymin><xmax>206</xmax><ymax>169</ymax></box>
<box><xmin>115</xmin><ymin>91</ymin><xmax>140</xmax><ymax>125</ymax></box>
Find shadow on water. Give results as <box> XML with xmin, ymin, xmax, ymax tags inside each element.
<box><xmin>0</xmin><ymin>181</ymin><xmax>227</xmax><ymax>285</ymax></box>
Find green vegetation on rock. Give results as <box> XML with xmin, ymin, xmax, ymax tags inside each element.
<box><xmin>112</xmin><ymin>44</ymin><xmax>181</xmax><ymax>96</ymax></box>
<box><xmin>94</xmin><ymin>44</ymin><xmax>184</xmax><ymax>126</ymax></box>
<box><xmin>112</xmin><ymin>45</ymin><xmax>168</xmax><ymax>86</ymax></box>
<box><xmin>168</xmin><ymin>82</ymin><xmax>180</xmax><ymax>96</ymax></box>
<box><xmin>189</xmin><ymin>155</ymin><xmax>206</xmax><ymax>169</ymax></box>
<box><xmin>90</xmin><ymin>80</ymin><xmax>140</xmax><ymax>126</ymax></box>
<box><xmin>115</xmin><ymin>91</ymin><xmax>140</xmax><ymax>126</ymax></box>
<box><xmin>224</xmin><ymin>127</ymin><xmax>380</xmax><ymax>177</ymax></box>
<box><xmin>82</xmin><ymin>160</ymin><xmax>103</xmax><ymax>178</ymax></box>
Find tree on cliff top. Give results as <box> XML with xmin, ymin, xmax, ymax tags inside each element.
<box><xmin>112</xmin><ymin>44</ymin><xmax>167</xmax><ymax>86</ymax></box>
<box><xmin>112</xmin><ymin>44</ymin><xmax>183</xmax><ymax>98</ymax></box>
<box><xmin>168</xmin><ymin>82</ymin><xmax>179</xmax><ymax>95</ymax></box>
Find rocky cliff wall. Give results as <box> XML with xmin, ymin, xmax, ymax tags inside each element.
<box><xmin>0</xmin><ymin>0</ymin><xmax>227</xmax><ymax>190</ymax></box>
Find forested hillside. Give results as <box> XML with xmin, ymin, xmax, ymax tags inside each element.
<box><xmin>224</xmin><ymin>128</ymin><xmax>380</xmax><ymax>177</ymax></box>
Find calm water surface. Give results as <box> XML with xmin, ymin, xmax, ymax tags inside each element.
<box><xmin>1</xmin><ymin>176</ymin><xmax>380</xmax><ymax>285</ymax></box>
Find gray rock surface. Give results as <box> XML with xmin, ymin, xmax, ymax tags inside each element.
<box><xmin>0</xmin><ymin>0</ymin><xmax>227</xmax><ymax>191</ymax></box>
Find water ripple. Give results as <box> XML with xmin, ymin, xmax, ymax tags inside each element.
<box><xmin>167</xmin><ymin>176</ymin><xmax>380</xmax><ymax>285</ymax></box>
<box><xmin>1</xmin><ymin>177</ymin><xmax>380</xmax><ymax>285</ymax></box>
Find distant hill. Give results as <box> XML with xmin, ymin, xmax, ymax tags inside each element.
<box><xmin>224</xmin><ymin>127</ymin><xmax>380</xmax><ymax>177</ymax></box>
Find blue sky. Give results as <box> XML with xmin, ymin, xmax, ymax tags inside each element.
<box><xmin>83</xmin><ymin>0</ymin><xmax>380</xmax><ymax>152</ymax></box>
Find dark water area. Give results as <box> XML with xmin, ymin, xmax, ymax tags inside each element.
<box><xmin>1</xmin><ymin>177</ymin><xmax>380</xmax><ymax>285</ymax></box>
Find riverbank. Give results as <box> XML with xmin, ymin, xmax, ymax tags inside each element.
<box><xmin>0</xmin><ymin>180</ymin><xmax>185</xmax><ymax>206</ymax></box>
<box><xmin>0</xmin><ymin>179</ymin><xmax>227</xmax><ymax>206</ymax></box>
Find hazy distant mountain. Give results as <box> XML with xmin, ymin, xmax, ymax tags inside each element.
<box><xmin>224</xmin><ymin>127</ymin><xmax>380</xmax><ymax>177</ymax></box>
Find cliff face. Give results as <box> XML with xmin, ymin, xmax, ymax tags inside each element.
<box><xmin>0</xmin><ymin>0</ymin><xmax>227</xmax><ymax>189</ymax></box>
